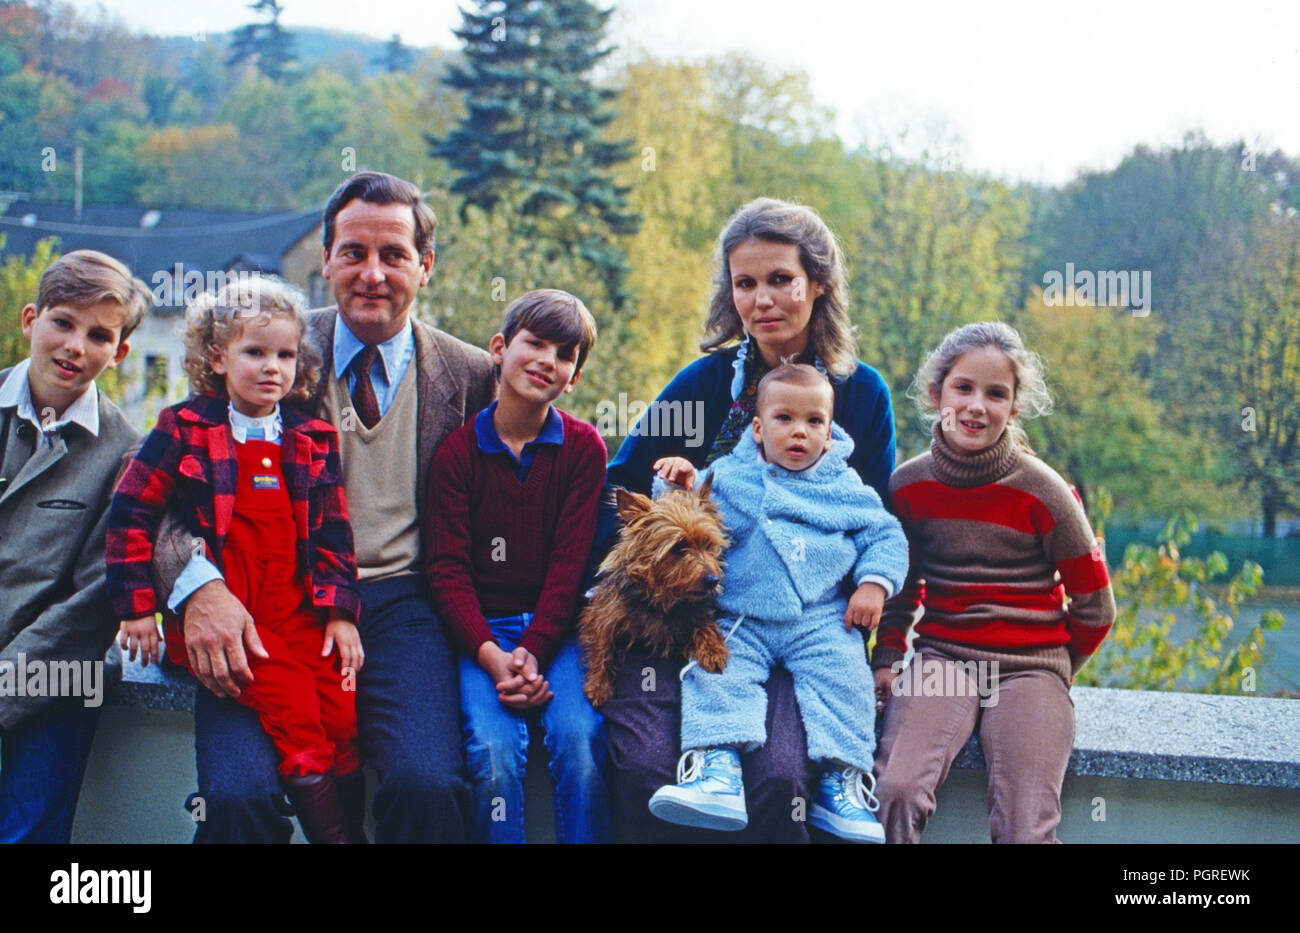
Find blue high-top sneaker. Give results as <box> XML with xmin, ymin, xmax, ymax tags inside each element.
<box><xmin>809</xmin><ymin>766</ymin><xmax>886</xmax><ymax>843</ymax></box>
<box><xmin>648</xmin><ymin>747</ymin><xmax>747</xmax><ymax>831</ymax></box>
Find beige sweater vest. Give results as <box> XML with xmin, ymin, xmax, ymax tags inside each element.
<box><xmin>321</xmin><ymin>360</ymin><xmax>421</xmax><ymax>582</ymax></box>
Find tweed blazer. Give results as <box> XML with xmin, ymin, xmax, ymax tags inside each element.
<box><xmin>107</xmin><ymin>393</ymin><xmax>361</xmax><ymax>624</ymax></box>
<box><xmin>0</xmin><ymin>369</ymin><xmax>140</xmax><ymax>733</ymax></box>
<box><xmin>149</xmin><ymin>308</ymin><xmax>496</xmax><ymax>599</ymax></box>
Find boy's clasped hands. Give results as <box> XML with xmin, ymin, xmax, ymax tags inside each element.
<box><xmin>476</xmin><ymin>641</ymin><xmax>553</xmax><ymax>709</ymax></box>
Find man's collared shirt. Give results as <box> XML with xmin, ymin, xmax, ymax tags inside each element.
<box><xmin>332</xmin><ymin>315</ymin><xmax>415</xmax><ymax>418</ymax></box>
<box><xmin>474</xmin><ymin>400</ymin><xmax>565</xmax><ymax>482</ymax></box>
<box><xmin>0</xmin><ymin>358</ymin><xmax>100</xmax><ymax>447</ymax></box>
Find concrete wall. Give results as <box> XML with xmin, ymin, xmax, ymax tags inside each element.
<box><xmin>68</xmin><ymin>702</ymin><xmax>1300</xmax><ymax>844</ymax></box>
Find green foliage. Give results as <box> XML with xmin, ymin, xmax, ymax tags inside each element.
<box><xmin>1198</xmin><ymin>214</ymin><xmax>1300</xmax><ymax>535</ymax></box>
<box><xmin>374</xmin><ymin>34</ymin><xmax>416</xmax><ymax>74</ymax></box>
<box><xmin>227</xmin><ymin>0</ymin><xmax>297</xmax><ymax>82</ymax></box>
<box><xmin>0</xmin><ymin>235</ymin><xmax>59</xmax><ymax>372</ymax></box>
<box><xmin>850</xmin><ymin>156</ymin><xmax>1029</xmax><ymax>457</ymax></box>
<box><xmin>1013</xmin><ymin>296</ymin><xmax>1236</xmax><ymax>519</ymax></box>
<box><xmin>432</xmin><ymin>0</ymin><xmax>641</xmax><ymax>308</ymax></box>
<box><xmin>1077</xmin><ymin>508</ymin><xmax>1287</xmax><ymax>695</ymax></box>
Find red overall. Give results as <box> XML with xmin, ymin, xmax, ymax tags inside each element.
<box><xmin>217</xmin><ymin>438</ymin><xmax>359</xmax><ymax>779</ymax></box>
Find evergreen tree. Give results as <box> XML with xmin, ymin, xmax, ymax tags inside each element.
<box><xmin>431</xmin><ymin>0</ymin><xmax>641</xmax><ymax>306</ymax></box>
<box><xmin>374</xmin><ymin>33</ymin><xmax>416</xmax><ymax>74</ymax></box>
<box><xmin>227</xmin><ymin>0</ymin><xmax>297</xmax><ymax>82</ymax></box>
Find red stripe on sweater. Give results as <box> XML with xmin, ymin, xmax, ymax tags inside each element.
<box><xmin>917</xmin><ymin>617</ymin><xmax>1071</xmax><ymax>649</ymax></box>
<box><xmin>924</xmin><ymin>581</ymin><xmax>1066</xmax><ymax>614</ymax></box>
<box><xmin>893</xmin><ymin>481</ymin><xmax>1055</xmax><ymax>534</ymax></box>
<box><xmin>1068</xmin><ymin>619</ymin><xmax>1112</xmax><ymax>656</ymax></box>
<box><xmin>1057</xmin><ymin>549</ymin><xmax>1110</xmax><ymax>593</ymax></box>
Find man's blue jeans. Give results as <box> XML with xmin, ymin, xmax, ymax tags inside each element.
<box><xmin>191</xmin><ymin>574</ymin><xmax>469</xmax><ymax>843</ymax></box>
<box><xmin>0</xmin><ymin>701</ymin><xmax>102</xmax><ymax>843</ymax></box>
<box><xmin>459</xmin><ymin>615</ymin><xmax>612</xmax><ymax>844</ymax></box>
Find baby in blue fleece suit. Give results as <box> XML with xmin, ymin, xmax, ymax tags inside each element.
<box><xmin>648</xmin><ymin>363</ymin><xmax>908</xmax><ymax>843</ymax></box>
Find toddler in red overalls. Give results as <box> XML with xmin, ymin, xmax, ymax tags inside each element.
<box><xmin>107</xmin><ymin>277</ymin><xmax>365</xmax><ymax>843</ymax></box>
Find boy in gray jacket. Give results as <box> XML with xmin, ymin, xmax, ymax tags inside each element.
<box><xmin>0</xmin><ymin>249</ymin><xmax>149</xmax><ymax>842</ymax></box>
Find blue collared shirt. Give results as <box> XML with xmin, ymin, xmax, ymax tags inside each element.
<box><xmin>474</xmin><ymin>401</ymin><xmax>565</xmax><ymax>481</ymax></box>
<box><xmin>332</xmin><ymin>316</ymin><xmax>415</xmax><ymax>417</ymax></box>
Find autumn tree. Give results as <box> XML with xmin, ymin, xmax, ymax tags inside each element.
<box><xmin>1214</xmin><ymin>215</ymin><xmax>1300</xmax><ymax>535</ymax></box>
<box><xmin>1011</xmin><ymin>292</ymin><xmax>1235</xmax><ymax>520</ymax></box>
<box><xmin>849</xmin><ymin>156</ymin><xmax>1028</xmax><ymax>455</ymax></box>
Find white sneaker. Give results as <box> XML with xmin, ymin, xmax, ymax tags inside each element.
<box><xmin>648</xmin><ymin>747</ymin><xmax>748</xmax><ymax>831</ymax></box>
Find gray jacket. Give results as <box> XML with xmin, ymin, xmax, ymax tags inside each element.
<box><xmin>0</xmin><ymin>368</ymin><xmax>141</xmax><ymax>733</ymax></box>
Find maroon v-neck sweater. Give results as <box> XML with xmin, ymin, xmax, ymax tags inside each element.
<box><xmin>425</xmin><ymin>408</ymin><xmax>606</xmax><ymax>668</ymax></box>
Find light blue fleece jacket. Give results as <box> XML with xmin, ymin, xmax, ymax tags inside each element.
<box><xmin>700</xmin><ymin>423</ymin><xmax>908</xmax><ymax>623</ymax></box>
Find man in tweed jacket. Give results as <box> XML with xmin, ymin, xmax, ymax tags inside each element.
<box><xmin>152</xmin><ymin>173</ymin><xmax>495</xmax><ymax>843</ymax></box>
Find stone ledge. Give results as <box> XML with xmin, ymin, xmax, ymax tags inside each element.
<box><xmin>112</xmin><ymin>656</ymin><xmax>1300</xmax><ymax>789</ymax></box>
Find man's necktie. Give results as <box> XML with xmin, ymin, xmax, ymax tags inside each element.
<box><xmin>350</xmin><ymin>346</ymin><xmax>382</xmax><ymax>429</ymax></box>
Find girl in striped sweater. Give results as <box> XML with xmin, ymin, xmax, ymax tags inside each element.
<box><xmin>871</xmin><ymin>321</ymin><xmax>1115</xmax><ymax>843</ymax></box>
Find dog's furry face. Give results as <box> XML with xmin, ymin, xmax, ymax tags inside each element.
<box><xmin>581</xmin><ymin>475</ymin><xmax>731</xmax><ymax>707</ymax></box>
<box><xmin>601</xmin><ymin>475</ymin><xmax>728</xmax><ymax>612</ymax></box>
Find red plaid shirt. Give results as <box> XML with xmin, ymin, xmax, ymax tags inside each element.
<box><xmin>106</xmin><ymin>393</ymin><xmax>360</xmax><ymax>623</ymax></box>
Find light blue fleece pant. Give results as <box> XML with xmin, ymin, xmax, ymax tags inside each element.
<box><xmin>680</xmin><ymin>601</ymin><xmax>875</xmax><ymax>770</ymax></box>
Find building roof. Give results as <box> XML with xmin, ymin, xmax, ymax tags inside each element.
<box><xmin>0</xmin><ymin>201</ymin><xmax>321</xmax><ymax>309</ymax></box>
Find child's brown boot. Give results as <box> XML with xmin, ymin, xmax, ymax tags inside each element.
<box><xmin>286</xmin><ymin>773</ymin><xmax>348</xmax><ymax>844</ymax></box>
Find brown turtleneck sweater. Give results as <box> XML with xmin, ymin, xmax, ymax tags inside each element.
<box><xmin>873</xmin><ymin>423</ymin><xmax>1115</xmax><ymax>684</ymax></box>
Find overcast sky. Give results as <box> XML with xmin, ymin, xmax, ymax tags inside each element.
<box><xmin>66</xmin><ymin>0</ymin><xmax>1300</xmax><ymax>185</ymax></box>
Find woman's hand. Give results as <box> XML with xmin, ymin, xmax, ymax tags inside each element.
<box><xmin>653</xmin><ymin>456</ymin><xmax>696</xmax><ymax>490</ymax></box>
<box><xmin>844</xmin><ymin>581</ymin><xmax>887</xmax><ymax>631</ymax></box>
<box><xmin>874</xmin><ymin>666</ymin><xmax>898</xmax><ymax>712</ymax></box>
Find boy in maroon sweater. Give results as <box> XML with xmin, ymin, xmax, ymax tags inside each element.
<box><xmin>425</xmin><ymin>289</ymin><xmax>610</xmax><ymax>843</ymax></box>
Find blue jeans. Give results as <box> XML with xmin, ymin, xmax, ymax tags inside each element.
<box><xmin>0</xmin><ymin>701</ymin><xmax>102</xmax><ymax>843</ymax></box>
<box><xmin>459</xmin><ymin>615</ymin><xmax>612</xmax><ymax>843</ymax></box>
<box><xmin>191</xmin><ymin>574</ymin><xmax>469</xmax><ymax>843</ymax></box>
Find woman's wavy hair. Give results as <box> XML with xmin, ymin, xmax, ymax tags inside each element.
<box><xmin>181</xmin><ymin>275</ymin><xmax>322</xmax><ymax>403</ymax></box>
<box><xmin>701</xmin><ymin>197</ymin><xmax>858</xmax><ymax>377</ymax></box>
<box><xmin>907</xmin><ymin>321</ymin><xmax>1053</xmax><ymax>454</ymax></box>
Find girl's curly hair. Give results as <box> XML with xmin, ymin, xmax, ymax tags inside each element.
<box><xmin>181</xmin><ymin>275</ymin><xmax>321</xmax><ymax>403</ymax></box>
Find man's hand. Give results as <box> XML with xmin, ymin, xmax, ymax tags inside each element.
<box><xmin>844</xmin><ymin>581</ymin><xmax>887</xmax><ymax>632</ymax></box>
<box><xmin>183</xmin><ymin>580</ymin><xmax>268</xmax><ymax>698</ymax></box>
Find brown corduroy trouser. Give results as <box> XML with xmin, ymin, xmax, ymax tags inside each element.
<box><xmin>873</xmin><ymin>647</ymin><xmax>1074</xmax><ymax>844</ymax></box>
